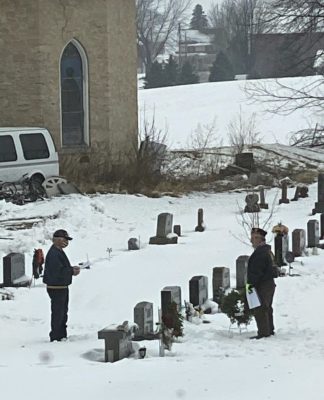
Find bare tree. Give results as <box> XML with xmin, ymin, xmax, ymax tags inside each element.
<box><xmin>246</xmin><ymin>1</ymin><xmax>324</xmax><ymax>120</ymax></box>
<box><xmin>208</xmin><ymin>0</ymin><xmax>270</xmax><ymax>74</ymax></box>
<box><xmin>136</xmin><ymin>0</ymin><xmax>192</xmax><ymax>72</ymax></box>
<box><xmin>228</xmin><ymin>109</ymin><xmax>261</xmax><ymax>154</ymax></box>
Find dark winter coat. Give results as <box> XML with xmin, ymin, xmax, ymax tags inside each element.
<box><xmin>247</xmin><ymin>244</ymin><xmax>275</xmax><ymax>288</ymax></box>
<box><xmin>43</xmin><ymin>245</ymin><xmax>73</xmax><ymax>286</ymax></box>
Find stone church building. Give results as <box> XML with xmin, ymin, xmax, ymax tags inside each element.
<box><xmin>0</xmin><ymin>0</ymin><xmax>138</xmax><ymax>185</ymax></box>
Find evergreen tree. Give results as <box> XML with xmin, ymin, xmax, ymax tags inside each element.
<box><xmin>164</xmin><ymin>55</ymin><xmax>179</xmax><ymax>86</ymax></box>
<box><xmin>178</xmin><ymin>61</ymin><xmax>199</xmax><ymax>85</ymax></box>
<box><xmin>144</xmin><ymin>61</ymin><xmax>165</xmax><ymax>89</ymax></box>
<box><xmin>209</xmin><ymin>51</ymin><xmax>234</xmax><ymax>82</ymax></box>
<box><xmin>190</xmin><ymin>4</ymin><xmax>208</xmax><ymax>31</ymax></box>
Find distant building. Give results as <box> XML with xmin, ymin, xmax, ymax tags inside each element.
<box><xmin>0</xmin><ymin>0</ymin><xmax>138</xmax><ymax>186</ymax></box>
<box><xmin>252</xmin><ymin>32</ymin><xmax>324</xmax><ymax>79</ymax></box>
<box><xmin>175</xmin><ymin>28</ymin><xmax>227</xmax><ymax>82</ymax></box>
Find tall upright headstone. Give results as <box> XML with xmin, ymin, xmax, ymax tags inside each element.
<box><xmin>149</xmin><ymin>213</ymin><xmax>178</xmax><ymax>244</ymax></box>
<box><xmin>236</xmin><ymin>255</ymin><xmax>249</xmax><ymax>289</ymax></box>
<box><xmin>212</xmin><ymin>267</ymin><xmax>230</xmax><ymax>303</ymax></box>
<box><xmin>189</xmin><ymin>276</ymin><xmax>208</xmax><ymax>307</ymax></box>
<box><xmin>3</xmin><ymin>253</ymin><xmax>30</xmax><ymax>287</ymax></box>
<box><xmin>195</xmin><ymin>209</ymin><xmax>205</xmax><ymax>232</ymax></box>
<box><xmin>292</xmin><ymin>229</ymin><xmax>306</xmax><ymax>257</ymax></box>
<box><xmin>312</xmin><ymin>173</ymin><xmax>324</xmax><ymax>214</ymax></box>
<box><xmin>307</xmin><ymin>219</ymin><xmax>319</xmax><ymax>248</ymax></box>
<box><xmin>274</xmin><ymin>234</ymin><xmax>289</xmax><ymax>266</ymax></box>
<box><xmin>279</xmin><ymin>180</ymin><xmax>290</xmax><ymax>204</ymax></box>
<box><xmin>134</xmin><ymin>301</ymin><xmax>154</xmax><ymax>338</ymax></box>
<box><xmin>161</xmin><ymin>286</ymin><xmax>182</xmax><ymax>315</ymax></box>
<box><xmin>320</xmin><ymin>214</ymin><xmax>324</xmax><ymax>240</ymax></box>
<box><xmin>259</xmin><ymin>186</ymin><xmax>268</xmax><ymax>209</ymax></box>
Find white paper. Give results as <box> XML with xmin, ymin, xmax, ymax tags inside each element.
<box><xmin>246</xmin><ymin>287</ymin><xmax>261</xmax><ymax>309</ymax></box>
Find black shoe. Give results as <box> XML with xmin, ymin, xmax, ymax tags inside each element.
<box><xmin>249</xmin><ymin>334</ymin><xmax>270</xmax><ymax>340</ymax></box>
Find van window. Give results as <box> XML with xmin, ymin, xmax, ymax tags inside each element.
<box><xmin>20</xmin><ymin>133</ymin><xmax>50</xmax><ymax>160</ymax></box>
<box><xmin>0</xmin><ymin>135</ymin><xmax>17</xmax><ymax>162</ymax></box>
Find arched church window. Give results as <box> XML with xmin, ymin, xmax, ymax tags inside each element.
<box><xmin>60</xmin><ymin>41</ymin><xmax>89</xmax><ymax>147</ymax></box>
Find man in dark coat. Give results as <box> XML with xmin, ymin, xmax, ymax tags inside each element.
<box><xmin>247</xmin><ymin>227</ymin><xmax>276</xmax><ymax>339</ymax></box>
<box><xmin>43</xmin><ymin>229</ymin><xmax>80</xmax><ymax>342</ymax></box>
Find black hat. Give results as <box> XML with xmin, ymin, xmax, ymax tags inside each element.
<box><xmin>251</xmin><ymin>227</ymin><xmax>267</xmax><ymax>237</ymax></box>
<box><xmin>53</xmin><ymin>229</ymin><xmax>73</xmax><ymax>241</ymax></box>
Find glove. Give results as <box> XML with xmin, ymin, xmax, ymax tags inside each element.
<box><xmin>246</xmin><ymin>283</ymin><xmax>253</xmax><ymax>294</ymax></box>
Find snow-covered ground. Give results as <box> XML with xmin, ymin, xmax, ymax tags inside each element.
<box><xmin>1</xmin><ymin>185</ymin><xmax>324</xmax><ymax>399</ymax></box>
<box><xmin>138</xmin><ymin>77</ymin><xmax>321</xmax><ymax>149</ymax></box>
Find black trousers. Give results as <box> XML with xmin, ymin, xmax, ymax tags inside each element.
<box><xmin>253</xmin><ymin>280</ymin><xmax>276</xmax><ymax>337</ymax></box>
<box><xmin>47</xmin><ymin>288</ymin><xmax>69</xmax><ymax>341</ymax></box>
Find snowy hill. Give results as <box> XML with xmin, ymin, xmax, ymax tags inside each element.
<box><xmin>138</xmin><ymin>77</ymin><xmax>319</xmax><ymax>149</ymax></box>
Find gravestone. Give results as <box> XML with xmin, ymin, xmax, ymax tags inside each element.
<box><xmin>321</xmin><ymin>214</ymin><xmax>324</xmax><ymax>239</ymax></box>
<box><xmin>173</xmin><ymin>225</ymin><xmax>181</xmax><ymax>236</ymax></box>
<box><xmin>307</xmin><ymin>219</ymin><xmax>319</xmax><ymax>248</ymax></box>
<box><xmin>291</xmin><ymin>186</ymin><xmax>300</xmax><ymax>201</ymax></box>
<box><xmin>133</xmin><ymin>301</ymin><xmax>154</xmax><ymax>339</ymax></box>
<box><xmin>212</xmin><ymin>267</ymin><xmax>230</xmax><ymax>303</ymax></box>
<box><xmin>236</xmin><ymin>255</ymin><xmax>249</xmax><ymax>289</ymax></box>
<box><xmin>235</xmin><ymin>152</ymin><xmax>255</xmax><ymax>171</ymax></box>
<box><xmin>312</xmin><ymin>173</ymin><xmax>324</xmax><ymax>214</ymax></box>
<box><xmin>189</xmin><ymin>275</ymin><xmax>208</xmax><ymax>307</ymax></box>
<box><xmin>299</xmin><ymin>185</ymin><xmax>309</xmax><ymax>198</ymax></box>
<box><xmin>279</xmin><ymin>181</ymin><xmax>290</xmax><ymax>204</ymax></box>
<box><xmin>149</xmin><ymin>213</ymin><xmax>178</xmax><ymax>245</ymax></box>
<box><xmin>3</xmin><ymin>253</ymin><xmax>30</xmax><ymax>287</ymax></box>
<box><xmin>98</xmin><ymin>321</ymin><xmax>134</xmax><ymax>363</ymax></box>
<box><xmin>128</xmin><ymin>238</ymin><xmax>139</xmax><ymax>250</ymax></box>
<box><xmin>195</xmin><ymin>208</ymin><xmax>205</xmax><ymax>232</ymax></box>
<box><xmin>259</xmin><ymin>186</ymin><xmax>268</xmax><ymax>209</ymax></box>
<box><xmin>292</xmin><ymin>229</ymin><xmax>306</xmax><ymax>257</ymax></box>
<box><xmin>244</xmin><ymin>193</ymin><xmax>260</xmax><ymax>213</ymax></box>
<box><xmin>274</xmin><ymin>234</ymin><xmax>289</xmax><ymax>266</ymax></box>
<box><xmin>161</xmin><ymin>286</ymin><xmax>182</xmax><ymax>315</ymax></box>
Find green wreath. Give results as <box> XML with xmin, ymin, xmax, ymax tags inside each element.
<box><xmin>221</xmin><ymin>289</ymin><xmax>253</xmax><ymax>326</ymax></box>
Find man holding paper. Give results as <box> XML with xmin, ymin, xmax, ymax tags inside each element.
<box><xmin>247</xmin><ymin>227</ymin><xmax>276</xmax><ymax>340</ymax></box>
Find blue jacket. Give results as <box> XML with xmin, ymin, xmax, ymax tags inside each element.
<box><xmin>43</xmin><ymin>245</ymin><xmax>73</xmax><ymax>286</ymax></box>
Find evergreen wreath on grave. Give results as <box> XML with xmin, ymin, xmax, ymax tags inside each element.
<box><xmin>221</xmin><ymin>289</ymin><xmax>252</xmax><ymax>326</ymax></box>
<box><xmin>161</xmin><ymin>301</ymin><xmax>184</xmax><ymax>350</ymax></box>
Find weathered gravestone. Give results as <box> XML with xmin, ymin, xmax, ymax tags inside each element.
<box><xmin>97</xmin><ymin>321</ymin><xmax>134</xmax><ymax>363</ymax></box>
<box><xmin>312</xmin><ymin>173</ymin><xmax>324</xmax><ymax>214</ymax></box>
<box><xmin>128</xmin><ymin>238</ymin><xmax>140</xmax><ymax>250</ymax></box>
<box><xmin>274</xmin><ymin>234</ymin><xmax>289</xmax><ymax>266</ymax></box>
<box><xmin>291</xmin><ymin>185</ymin><xmax>309</xmax><ymax>201</ymax></box>
<box><xmin>161</xmin><ymin>286</ymin><xmax>182</xmax><ymax>315</ymax></box>
<box><xmin>133</xmin><ymin>301</ymin><xmax>154</xmax><ymax>339</ymax></box>
<box><xmin>292</xmin><ymin>229</ymin><xmax>306</xmax><ymax>257</ymax></box>
<box><xmin>235</xmin><ymin>152</ymin><xmax>255</xmax><ymax>171</ymax></box>
<box><xmin>307</xmin><ymin>219</ymin><xmax>319</xmax><ymax>248</ymax></box>
<box><xmin>173</xmin><ymin>225</ymin><xmax>181</xmax><ymax>236</ymax></box>
<box><xmin>3</xmin><ymin>253</ymin><xmax>31</xmax><ymax>287</ymax></box>
<box><xmin>236</xmin><ymin>255</ymin><xmax>249</xmax><ymax>289</ymax></box>
<box><xmin>189</xmin><ymin>275</ymin><xmax>208</xmax><ymax>307</ymax></box>
<box><xmin>259</xmin><ymin>186</ymin><xmax>269</xmax><ymax>209</ymax></box>
<box><xmin>279</xmin><ymin>180</ymin><xmax>290</xmax><ymax>204</ymax></box>
<box><xmin>244</xmin><ymin>193</ymin><xmax>260</xmax><ymax>213</ymax></box>
<box><xmin>149</xmin><ymin>213</ymin><xmax>178</xmax><ymax>245</ymax></box>
<box><xmin>195</xmin><ymin>208</ymin><xmax>205</xmax><ymax>232</ymax></box>
<box><xmin>212</xmin><ymin>267</ymin><xmax>230</xmax><ymax>303</ymax></box>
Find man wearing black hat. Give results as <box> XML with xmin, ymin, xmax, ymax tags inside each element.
<box><xmin>43</xmin><ymin>229</ymin><xmax>80</xmax><ymax>342</ymax></box>
<box><xmin>247</xmin><ymin>227</ymin><xmax>276</xmax><ymax>339</ymax></box>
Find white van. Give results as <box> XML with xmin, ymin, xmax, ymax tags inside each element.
<box><xmin>0</xmin><ymin>127</ymin><xmax>59</xmax><ymax>184</ymax></box>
